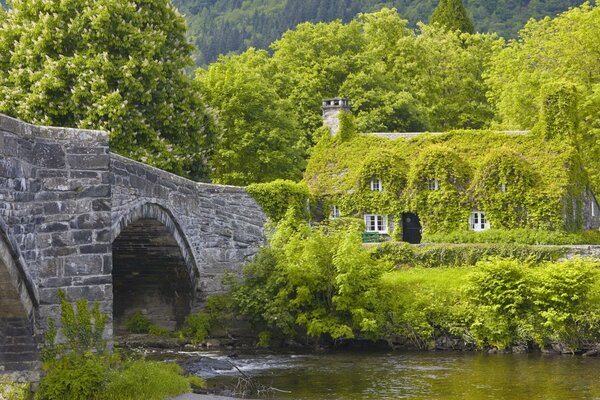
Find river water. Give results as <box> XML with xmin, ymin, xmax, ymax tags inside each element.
<box><xmin>197</xmin><ymin>350</ymin><xmax>600</xmax><ymax>400</ymax></box>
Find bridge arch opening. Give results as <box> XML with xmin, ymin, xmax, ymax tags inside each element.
<box><xmin>0</xmin><ymin>224</ymin><xmax>39</xmax><ymax>373</ymax></box>
<box><xmin>112</xmin><ymin>203</ymin><xmax>197</xmax><ymax>334</ymax></box>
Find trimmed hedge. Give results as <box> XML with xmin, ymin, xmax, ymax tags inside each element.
<box><xmin>372</xmin><ymin>241</ymin><xmax>566</xmax><ymax>268</ymax></box>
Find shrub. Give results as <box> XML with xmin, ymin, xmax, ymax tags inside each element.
<box><xmin>529</xmin><ymin>259</ymin><xmax>599</xmax><ymax>348</ymax></box>
<box><xmin>36</xmin><ymin>291</ymin><xmax>194</xmax><ymax>400</ymax></box>
<box><xmin>246</xmin><ymin>179</ymin><xmax>311</xmax><ymax>223</ymax></box>
<box><xmin>35</xmin><ymin>353</ymin><xmax>113</xmax><ymax>400</ymax></box>
<box><xmin>466</xmin><ymin>259</ymin><xmax>532</xmax><ymax>349</ymax></box>
<box><xmin>373</xmin><ymin>241</ymin><xmax>564</xmax><ymax>268</ymax></box>
<box><xmin>0</xmin><ymin>376</ymin><xmax>29</xmax><ymax>400</ymax></box>
<box><xmin>148</xmin><ymin>324</ymin><xmax>173</xmax><ymax>338</ymax></box>
<box><xmin>124</xmin><ymin>311</ymin><xmax>152</xmax><ymax>334</ymax></box>
<box><xmin>423</xmin><ymin>228</ymin><xmax>600</xmax><ymax>245</ymax></box>
<box><xmin>180</xmin><ymin>313</ymin><xmax>211</xmax><ymax>344</ymax></box>
<box><xmin>102</xmin><ymin>361</ymin><xmax>190</xmax><ymax>400</ymax></box>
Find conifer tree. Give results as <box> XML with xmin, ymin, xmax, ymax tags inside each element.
<box><xmin>430</xmin><ymin>0</ymin><xmax>475</xmax><ymax>34</ymax></box>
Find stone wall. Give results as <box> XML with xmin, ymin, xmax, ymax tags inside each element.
<box><xmin>110</xmin><ymin>154</ymin><xmax>266</xmax><ymax>314</ymax></box>
<box><xmin>0</xmin><ymin>113</ymin><xmax>112</xmax><ymax>378</ymax></box>
<box><xmin>0</xmin><ymin>113</ymin><xmax>267</xmax><ymax>377</ymax></box>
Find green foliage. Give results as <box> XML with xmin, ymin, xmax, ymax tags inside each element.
<box><xmin>424</xmin><ymin>228</ymin><xmax>600</xmax><ymax>245</ymax></box>
<box><xmin>233</xmin><ymin>210</ymin><xmax>390</xmax><ymax>340</ymax></box>
<box><xmin>305</xmin><ymin>126</ymin><xmax>589</xmax><ymax>233</ymax></box>
<box><xmin>246</xmin><ymin>180</ymin><xmax>310</xmax><ymax>223</ymax></box>
<box><xmin>41</xmin><ymin>290</ymin><xmax>106</xmax><ymax>362</ymax></box>
<box><xmin>174</xmin><ymin>0</ymin><xmax>580</xmax><ymax>66</ymax></box>
<box><xmin>180</xmin><ymin>313</ymin><xmax>211</xmax><ymax>345</ymax></box>
<box><xmin>406</xmin><ymin>146</ymin><xmax>471</xmax><ymax>233</ymax></box>
<box><xmin>376</xmin><ymin>267</ymin><xmax>471</xmax><ymax>348</ymax></box>
<box><xmin>0</xmin><ymin>0</ymin><xmax>216</xmax><ymax>180</ymax></box>
<box><xmin>197</xmin><ymin>8</ymin><xmax>498</xmax><ymax>161</ymax></box>
<box><xmin>196</xmin><ymin>49</ymin><xmax>306</xmax><ymax>184</ymax></box>
<box><xmin>35</xmin><ymin>353</ymin><xmax>114</xmax><ymax>400</ymax></box>
<box><xmin>232</xmin><ymin>219</ymin><xmax>600</xmax><ymax>349</ymax></box>
<box><xmin>486</xmin><ymin>3</ymin><xmax>600</xmax><ymax>194</ymax></box>
<box><xmin>0</xmin><ymin>376</ymin><xmax>29</xmax><ymax>400</ymax></box>
<box><xmin>373</xmin><ymin>241</ymin><xmax>564</xmax><ymax>268</ymax></box>
<box><xmin>466</xmin><ymin>259</ymin><xmax>531</xmax><ymax>348</ymax></box>
<box><xmin>471</xmin><ymin>149</ymin><xmax>533</xmax><ymax>229</ymax></box>
<box><xmin>124</xmin><ymin>311</ymin><xmax>152</xmax><ymax>335</ymax></box>
<box><xmin>536</xmin><ymin>81</ymin><xmax>580</xmax><ymax>143</ymax></box>
<box><xmin>36</xmin><ymin>290</ymin><xmax>192</xmax><ymax>400</ymax></box>
<box><xmin>102</xmin><ymin>361</ymin><xmax>191</xmax><ymax>400</ymax></box>
<box><xmin>430</xmin><ymin>0</ymin><xmax>475</xmax><ymax>34</ymax></box>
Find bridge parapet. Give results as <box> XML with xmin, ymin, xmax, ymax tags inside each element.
<box><xmin>0</xmin><ymin>113</ymin><xmax>266</xmax><ymax>377</ymax></box>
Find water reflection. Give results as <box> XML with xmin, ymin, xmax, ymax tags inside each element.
<box><xmin>205</xmin><ymin>352</ymin><xmax>600</xmax><ymax>400</ymax></box>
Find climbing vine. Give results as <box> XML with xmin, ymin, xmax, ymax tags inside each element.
<box><xmin>471</xmin><ymin>149</ymin><xmax>533</xmax><ymax>229</ymax></box>
<box><xmin>405</xmin><ymin>146</ymin><xmax>470</xmax><ymax>233</ymax></box>
<box><xmin>304</xmin><ymin>121</ymin><xmax>591</xmax><ymax>234</ymax></box>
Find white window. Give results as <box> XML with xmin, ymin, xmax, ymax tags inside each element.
<box><xmin>427</xmin><ymin>179</ymin><xmax>439</xmax><ymax>191</ymax></box>
<box><xmin>500</xmin><ymin>183</ymin><xmax>507</xmax><ymax>192</ymax></box>
<box><xmin>470</xmin><ymin>211</ymin><xmax>490</xmax><ymax>231</ymax></box>
<box><xmin>331</xmin><ymin>205</ymin><xmax>341</xmax><ymax>219</ymax></box>
<box><xmin>370</xmin><ymin>179</ymin><xmax>383</xmax><ymax>191</ymax></box>
<box><xmin>364</xmin><ymin>214</ymin><xmax>388</xmax><ymax>233</ymax></box>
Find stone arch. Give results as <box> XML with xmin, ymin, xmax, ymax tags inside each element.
<box><xmin>111</xmin><ymin>203</ymin><xmax>198</xmax><ymax>332</ymax></box>
<box><xmin>0</xmin><ymin>219</ymin><xmax>40</xmax><ymax>374</ymax></box>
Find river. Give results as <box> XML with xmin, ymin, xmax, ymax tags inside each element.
<box><xmin>187</xmin><ymin>350</ymin><xmax>600</xmax><ymax>399</ymax></box>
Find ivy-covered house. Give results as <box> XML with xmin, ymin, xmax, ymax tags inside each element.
<box><xmin>304</xmin><ymin>98</ymin><xmax>600</xmax><ymax>243</ymax></box>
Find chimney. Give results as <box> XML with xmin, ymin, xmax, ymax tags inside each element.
<box><xmin>322</xmin><ymin>98</ymin><xmax>350</xmax><ymax>135</ymax></box>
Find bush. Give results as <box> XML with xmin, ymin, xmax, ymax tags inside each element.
<box><xmin>373</xmin><ymin>241</ymin><xmax>564</xmax><ymax>268</ymax></box>
<box><xmin>423</xmin><ymin>228</ymin><xmax>600</xmax><ymax>245</ymax></box>
<box><xmin>246</xmin><ymin>179</ymin><xmax>311</xmax><ymax>223</ymax></box>
<box><xmin>466</xmin><ymin>259</ymin><xmax>532</xmax><ymax>349</ymax></box>
<box><xmin>102</xmin><ymin>361</ymin><xmax>190</xmax><ymax>400</ymax></box>
<box><xmin>180</xmin><ymin>313</ymin><xmax>211</xmax><ymax>344</ymax></box>
<box><xmin>0</xmin><ymin>376</ymin><xmax>29</xmax><ymax>400</ymax></box>
<box><xmin>36</xmin><ymin>291</ymin><xmax>193</xmax><ymax>400</ymax></box>
<box><xmin>35</xmin><ymin>353</ymin><xmax>114</xmax><ymax>400</ymax></box>
<box><xmin>124</xmin><ymin>311</ymin><xmax>152</xmax><ymax>334</ymax></box>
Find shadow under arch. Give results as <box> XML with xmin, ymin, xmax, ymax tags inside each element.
<box><xmin>111</xmin><ymin>203</ymin><xmax>199</xmax><ymax>333</ymax></box>
<box><xmin>0</xmin><ymin>218</ymin><xmax>40</xmax><ymax>371</ymax></box>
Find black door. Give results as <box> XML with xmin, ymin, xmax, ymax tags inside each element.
<box><xmin>402</xmin><ymin>213</ymin><xmax>422</xmax><ymax>244</ymax></box>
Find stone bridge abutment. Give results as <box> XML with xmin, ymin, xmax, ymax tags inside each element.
<box><xmin>0</xmin><ymin>113</ymin><xmax>266</xmax><ymax>377</ymax></box>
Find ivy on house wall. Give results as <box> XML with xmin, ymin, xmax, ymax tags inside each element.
<box><xmin>405</xmin><ymin>146</ymin><xmax>470</xmax><ymax>233</ymax></box>
<box><xmin>471</xmin><ymin>149</ymin><xmax>533</xmax><ymax>229</ymax></box>
<box><xmin>246</xmin><ymin>179</ymin><xmax>311</xmax><ymax>223</ymax></box>
<box><xmin>304</xmin><ymin>112</ymin><xmax>591</xmax><ymax>234</ymax></box>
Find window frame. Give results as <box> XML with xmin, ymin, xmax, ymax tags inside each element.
<box><xmin>427</xmin><ymin>179</ymin><xmax>440</xmax><ymax>191</ymax></box>
<box><xmin>364</xmin><ymin>214</ymin><xmax>388</xmax><ymax>234</ymax></box>
<box><xmin>370</xmin><ymin>179</ymin><xmax>383</xmax><ymax>192</ymax></box>
<box><xmin>469</xmin><ymin>211</ymin><xmax>490</xmax><ymax>232</ymax></box>
<box><xmin>331</xmin><ymin>205</ymin><xmax>341</xmax><ymax>219</ymax></box>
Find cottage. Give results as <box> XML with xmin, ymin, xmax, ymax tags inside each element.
<box><xmin>305</xmin><ymin>98</ymin><xmax>600</xmax><ymax>243</ymax></box>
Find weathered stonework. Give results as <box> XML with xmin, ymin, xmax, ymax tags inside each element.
<box><xmin>0</xmin><ymin>113</ymin><xmax>267</xmax><ymax>376</ymax></box>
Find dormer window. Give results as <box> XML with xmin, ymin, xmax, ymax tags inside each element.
<box><xmin>331</xmin><ymin>205</ymin><xmax>341</xmax><ymax>219</ymax></box>
<box><xmin>427</xmin><ymin>179</ymin><xmax>439</xmax><ymax>191</ymax></box>
<box><xmin>370</xmin><ymin>179</ymin><xmax>383</xmax><ymax>191</ymax></box>
<box><xmin>500</xmin><ymin>183</ymin><xmax>507</xmax><ymax>192</ymax></box>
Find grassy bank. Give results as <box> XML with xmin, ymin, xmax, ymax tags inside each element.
<box><xmin>230</xmin><ymin>211</ymin><xmax>600</xmax><ymax>352</ymax></box>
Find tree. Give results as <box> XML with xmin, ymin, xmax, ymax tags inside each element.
<box><xmin>486</xmin><ymin>3</ymin><xmax>600</xmax><ymax>193</ymax></box>
<box><xmin>196</xmin><ymin>49</ymin><xmax>306</xmax><ymax>185</ymax></box>
<box><xmin>0</xmin><ymin>0</ymin><xmax>216</xmax><ymax>180</ymax></box>
<box><xmin>430</xmin><ymin>0</ymin><xmax>475</xmax><ymax>34</ymax></box>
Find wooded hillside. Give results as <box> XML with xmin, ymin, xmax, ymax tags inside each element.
<box><xmin>172</xmin><ymin>0</ymin><xmax>585</xmax><ymax>65</ymax></box>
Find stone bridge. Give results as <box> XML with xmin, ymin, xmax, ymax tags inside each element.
<box><xmin>0</xmin><ymin>114</ymin><xmax>266</xmax><ymax>378</ymax></box>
